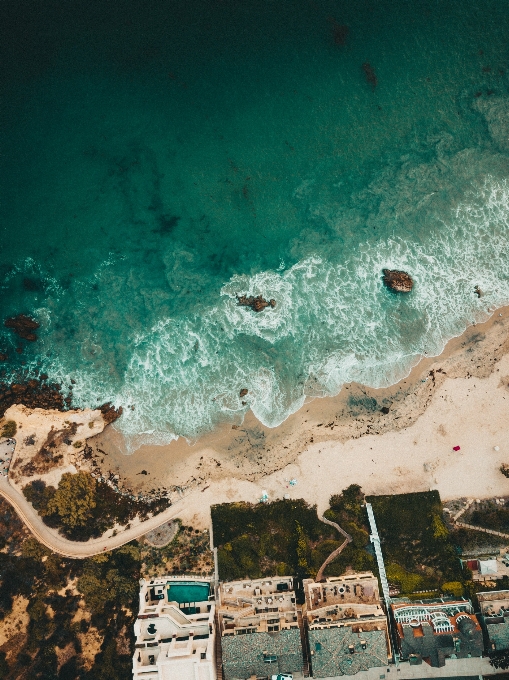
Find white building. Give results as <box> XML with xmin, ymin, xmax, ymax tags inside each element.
<box><xmin>133</xmin><ymin>575</ymin><xmax>216</xmax><ymax>680</ymax></box>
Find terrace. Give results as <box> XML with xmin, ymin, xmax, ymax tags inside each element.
<box><xmin>306</xmin><ymin>602</ymin><xmax>386</xmax><ymax>630</ymax></box>
<box><xmin>133</xmin><ymin>575</ymin><xmax>216</xmax><ymax>680</ymax></box>
<box><xmin>303</xmin><ymin>572</ymin><xmax>380</xmax><ymax>612</ymax></box>
<box><xmin>478</xmin><ymin>589</ymin><xmax>509</xmax><ymax>652</ymax></box>
<box><xmin>217</xmin><ymin>576</ymin><xmax>299</xmax><ymax>636</ymax></box>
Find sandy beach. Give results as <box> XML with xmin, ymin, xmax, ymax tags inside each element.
<box><xmin>87</xmin><ymin>306</ymin><xmax>509</xmax><ymax>527</ymax></box>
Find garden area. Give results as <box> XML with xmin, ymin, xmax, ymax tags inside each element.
<box><xmin>140</xmin><ymin>522</ymin><xmax>214</xmax><ymax>578</ymax></box>
<box><xmin>366</xmin><ymin>490</ymin><xmax>464</xmax><ymax>597</ymax></box>
<box><xmin>22</xmin><ymin>471</ymin><xmax>170</xmax><ymax>541</ymax></box>
<box><xmin>212</xmin><ymin>485</ymin><xmax>374</xmax><ymax>581</ymax></box>
<box><xmin>462</xmin><ymin>498</ymin><xmax>509</xmax><ymax>534</ymax></box>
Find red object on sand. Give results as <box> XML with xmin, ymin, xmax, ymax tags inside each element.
<box><xmin>453</xmin><ymin>445</ymin><xmax>461</xmax><ymax>451</ymax></box>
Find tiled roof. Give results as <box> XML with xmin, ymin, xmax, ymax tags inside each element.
<box><xmin>221</xmin><ymin>629</ymin><xmax>303</xmax><ymax>680</ymax></box>
<box><xmin>397</xmin><ymin>619</ymin><xmax>483</xmax><ymax>667</ymax></box>
<box><xmin>308</xmin><ymin>628</ymin><xmax>388</xmax><ymax>678</ymax></box>
<box><xmin>487</xmin><ymin>619</ymin><xmax>509</xmax><ymax>651</ymax></box>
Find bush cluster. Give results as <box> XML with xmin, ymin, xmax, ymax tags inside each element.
<box><xmin>366</xmin><ymin>490</ymin><xmax>463</xmax><ymax>594</ymax></box>
<box><xmin>23</xmin><ymin>472</ymin><xmax>170</xmax><ymax>541</ymax></box>
<box><xmin>213</xmin><ymin>486</ymin><xmax>374</xmax><ymax>582</ymax></box>
<box><xmin>0</xmin><ymin>420</ymin><xmax>16</xmax><ymax>438</ymax></box>
<box><xmin>0</xmin><ymin>496</ymin><xmax>140</xmax><ymax>680</ymax></box>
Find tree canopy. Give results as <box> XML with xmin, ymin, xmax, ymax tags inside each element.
<box><xmin>47</xmin><ymin>471</ymin><xmax>97</xmax><ymax>528</ymax></box>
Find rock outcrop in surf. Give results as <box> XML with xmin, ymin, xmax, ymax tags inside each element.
<box><xmin>4</xmin><ymin>314</ymin><xmax>40</xmax><ymax>341</ymax></box>
<box><xmin>382</xmin><ymin>269</ymin><xmax>414</xmax><ymax>293</ymax></box>
<box><xmin>236</xmin><ymin>295</ymin><xmax>276</xmax><ymax>312</ymax></box>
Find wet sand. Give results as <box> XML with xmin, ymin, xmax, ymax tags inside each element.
<box><xmin>89</xmin><ymin>306</ymin><xmax>509</xmax><ymax>527</ymax></box>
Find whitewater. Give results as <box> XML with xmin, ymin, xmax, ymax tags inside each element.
<box><xmin>1</xmin><ymin>0</ymin><xmax>509</xmax><ymax>451</ymax></box>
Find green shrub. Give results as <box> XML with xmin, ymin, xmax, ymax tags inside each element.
<box><xmin>441</xmin><ymin>581</ymin><xmax>464</xmax><ymax>597</ymax></box>
<box><xmin>386</xmin><ymin>562</ymin><xmax>425</xmax><ymax>593</ymax></box>
<box><xmin>212</xmin><ymin>487</ymin><xmax>372</xmax><ymax>581</ymax></box>
<box><xmin>366</xmin><ymin>490</ymin><xmax>462</xmax><ymax>584</ymax></box>
<box><xmin>1</xmin><ymin>420</ymin><xmax>16</xmax><ymax>438</ymax></box>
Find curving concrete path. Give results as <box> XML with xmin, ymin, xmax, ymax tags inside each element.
<box><xmin>0</xmin><ymin>475</ymin><xmax>189</xmax><ymax>558</ymax></box>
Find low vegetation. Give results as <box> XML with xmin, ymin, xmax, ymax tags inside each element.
<box><xmin>0</xmin><ymin>496</ymin><xmax>137</xmax><ymax>679</ymax></box>
<box><xmin>213</xmin><ymin>485</ymin><xmax>374</xmax><ymax>581</ymax></box>
<box><xmin>140</xmin><ymin>523</ymin><xmax>213</xmax><ymax>578</ymax></box>
<box><xmin>464</xmin><ymin>499</ymin><xmax>509</xmax><ymax>534</ymax></box>
<box><xmin>23</xmin><ymin>471</ymin><xmax>170</xmax><ymax>541</ymax></box>
<box><xmin>449</xmin><ymin>525</ymin><xmax>507</xmax><ymax>555</ymax></box>
<box><xmin>366</xmin><ymin>490</ymin><xmax>463</xmax><ymax>595</ymax></box>
<box><xmin>0</xmin><ymin>499</ymin><xmax>208</xmax><ymax>679</ymax></box>
<box><xmin>0</xmin><ymin>421</ymin><xmax>16</xmax><ymax>438</ymax></box>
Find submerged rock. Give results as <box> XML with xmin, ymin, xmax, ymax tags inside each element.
<box><xmin>236</xmin><ymin>295</ymin><xmax>276</xmax><ymax>312</ymax></box>
<box><xmin>0</xmin><ymin>378</ymin><xmax>66</xmax><ymax>417</ymax></box>
<box><xmin>362</xmin><ymin>62</ymin><xmax>377</xmax><ymax>89</ymax></box>
<box><xmin>4</xmin><ymin>314</ymin><xmax>40</xmax><ymax>341</ymax></box>
<box><xmin>382</xmin><ymin>269</ymin><xmax>414</xmax><ymax>293</ymax></box>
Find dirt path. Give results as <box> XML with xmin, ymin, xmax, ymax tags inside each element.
<box><xmin>316</xmin><ymin>515</ymin><xmax>352</xmax><ymax>582</ymax></box>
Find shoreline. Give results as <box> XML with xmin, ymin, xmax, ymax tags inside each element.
<box><xmin>86</xmin><ymin>304</ymin><xmax>509</xmax><ymax>526</ymax></box>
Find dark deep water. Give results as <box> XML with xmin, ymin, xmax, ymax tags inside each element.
<box><xmin>2</xmin><ymin>0</ymin><xmax>509</xmax><ymax>449</ymax></box>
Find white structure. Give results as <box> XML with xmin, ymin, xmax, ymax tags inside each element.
<box><xmin>365</xmin><ymin>503</ymin><xmax>391</xmax><ymax>604</ymax></box>
<box><xmin>480</xmin><ymin>559</ymin><xmax>498</xmax><ymax>576</ymax></box>
<box><xmin>133</xmin><ymin>575</ymin><xmax>216</xmax><ymax>680</ymax></box>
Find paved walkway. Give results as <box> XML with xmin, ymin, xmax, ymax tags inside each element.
<box><xmin>0</xmin><ymin>475</ymin><xmax>188</xmax><ymax>558</ymax></box>
<box><xmin>323</xmin><ymin>655</ymin><xmax>505</xmax><ymax>679</ymax></box>
<box><xmin>316</xmin><ymin>515</ymin><xmax>352</xmax><ymax>582</ymax></box>
<box><xmin>455</xmin><ymin>520</ymin><xmax>509</xmax><ymax>539</ymax></box>
<box><xmin>366</xmin><ymin>502</ymin><xmax>391</xmax><ymax>605</ymax></box>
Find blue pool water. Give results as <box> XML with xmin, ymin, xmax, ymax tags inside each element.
<box><xmin>167</xmin><ymin>582</ymin><xmax>210</xmax><ymax>604</ymax></box>
<box><xmin>1</xmin><ymin>0</ymin><xmax>509</xmax><ymax>449</ymax></box>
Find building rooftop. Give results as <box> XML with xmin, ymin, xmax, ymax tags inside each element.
<box><xmin>218</xmin><ymin>576</ymin><xmax>303</xmax><ymax>680</ymax></box>
<box><xmin>302</xmin><ymin>570</ymin><xmax>391</xmax><ymax>677</ymax></box>
<box><xmin>478</xmin><ymin>589</ymin><xmax>509</xmax><ymax>651</ymax></box>
<box><xmin>221</xmin><ymin>628</ymin><xmax>303</xmax><ymax>680</ymax></box>
<box><xmin>309</xmin><ymin>627</ymin><xmax>388</xmax><ymax>677</ymax></box>
<box><xmin>133</xmin><ymin>575</ymin><xmax>216</xmax><ymax>680</ymax></box>
<box><xmin>391</xmin><ymin>599</ymin><xmax>483</xmax><ymax>668</ymax></box>
<box><xmin>218</xmin><ymin>576</ymin><xmax>298</xmax><ymax>637</ymax></box>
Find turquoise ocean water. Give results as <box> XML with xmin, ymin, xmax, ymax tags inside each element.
<box><xmin>1</xmin><ymin>0</ymin><xmax>509</xmax><ymax>450</ymax></box>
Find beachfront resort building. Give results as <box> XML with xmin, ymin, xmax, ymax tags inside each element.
<box><xmin>217</xmin><ymin>576</ymin><xmax>304</xmax><ymax>680</ymax></box>
<box><xmin>390</xmin><ymin>597</ymin><xmax>483</xmax><ymax>668</ymax></box>
<box><xmin>478</xmin><ymin>589</ymin><xmax>509</xmax><ymax>652</ymax></box>
<box><xmin>302</xmin><ymin>572</ymin><xmax>391</xmax><ymax>677</ymax></box>
<box><xmin>132</xmin><ymin>575</ymin><xmax>216</xmax><ymax>680</ymax></box>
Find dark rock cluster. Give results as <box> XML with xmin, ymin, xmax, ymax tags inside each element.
<box><xmin>382</xmin><ymin>269</ymin><xmax>414</xmax><ymax>293</ymax></box>
<box><xmin>0</xmin><ymin>378</ymin><xmax>66</xmax><ymax>418</ymax></box>
<box><xmin>0</xmin><ymin>376</ymin><xmax>123</xmax><ymax>426</ymax></box>
<box><xmin>236</xmin><ymin>294</ymin><xmax>276</xmax><ymax>312</ymax></box>
<box><xmin>4</xmin><ymin>314</ymin><xmax>40</xmax><ymax>342</ymax></box>
<box><xmin>99</xmin><ymin>402</ymin><xmax>124</xmax><ymax>424</ymax></box>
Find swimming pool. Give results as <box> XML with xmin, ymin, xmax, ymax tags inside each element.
<box><xmin>167</xmin><ymin>581</ymin><xmax>210</xmax><ymax>604</ymax></box>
